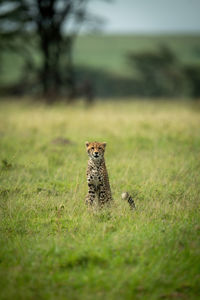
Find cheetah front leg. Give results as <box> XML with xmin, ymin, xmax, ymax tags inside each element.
<box><xmin>85</xmin><ymin>184</ymin><xmax>96</xmax><ymax>206</ymax></box>
<box><xmin>98</xmin><ymin>184</ymin><xmax>108</xmax><ymax>207</ymax></box>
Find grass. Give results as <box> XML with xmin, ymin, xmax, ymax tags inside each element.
<box><xmin>0</xmin><ymin>99</ymin><xmax>200</xmax><ymax>300</ymax></box>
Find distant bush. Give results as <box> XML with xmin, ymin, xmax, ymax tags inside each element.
<box><xmin>184</xmin><ymin>65</ymin><xmax>200</xmax><ymax>98</ymax></box>
<box><xmin>127</xmin><ymin>45</ymin><xmax>199</xmax><ymax>98</ymax></box>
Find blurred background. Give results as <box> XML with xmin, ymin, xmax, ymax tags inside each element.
<box><xmin>0</xmin><ymin>0</ymin><xmax>200</xmax><ymax>103</ymax></box>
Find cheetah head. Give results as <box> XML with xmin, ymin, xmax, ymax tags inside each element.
<box><xmin>85</xmin><ymin>141</ymin><xmax>106</xmax><ymax>160</ymax></box>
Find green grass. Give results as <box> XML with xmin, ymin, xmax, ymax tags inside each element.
<box><xmin>0</xmin><ymin>99</ymin><xmax>200</xmax><ymax>300</ymax></box>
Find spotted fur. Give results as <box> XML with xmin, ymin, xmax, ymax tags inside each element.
<box><xmin>85</xmin><ymin>141</ymin><xmax>112</xmax><ymax>207</ymax></box>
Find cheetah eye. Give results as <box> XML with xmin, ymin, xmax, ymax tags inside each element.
<box><xmin>91</xmin><ymin>147</ymin><xmax>94</xmax><ymax>150</ymax></box>
<box><xmin>99</xmin><ymin>147</ymin><xmax>102</xmax><ymax>150</ymax></box>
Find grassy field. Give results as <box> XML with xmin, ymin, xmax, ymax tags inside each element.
<box><xmin>0</xmin><ymin>99</ymin><xmax>200</xmax><ymax>300</ymax></box>
<box><xmin>1</xmin><ymin>34</ymin><xmax>200</xmax><ymax>85</ymax></box>
<box><xmin>74</xmin><ymin>34</ymin><xmax>200</xmax><ymax>75</ymax></box>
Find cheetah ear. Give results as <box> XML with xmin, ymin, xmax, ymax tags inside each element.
<box><xmin>85</xmin><ymin>141</ymin><xmax>90</xmax><ymax>148</ymax></box>
<box><xmin>102</xmin><ymin>142</ymin><xmax>107</xmax><ymax>148</ymax></box>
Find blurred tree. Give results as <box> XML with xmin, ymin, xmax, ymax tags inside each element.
<box><xmin>0</xmin><ymin>0</ymin><xmax>105</xmax><ymax>101</ymax></box>
<box><xmin>184</xmin><ymin>65</ymin><xmax>200</xmax><ymax>98</ymax></box>
<box><xmin>127</xmin><ymin>46</ymin><xmax>190</xmax><ymax>98</ymax></box>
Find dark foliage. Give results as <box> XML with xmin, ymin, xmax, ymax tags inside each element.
<box><xmin>184</xmin><ymin>65</ymin><xmax>200</xmax><ymax>98</ymax></box>
<box><xmin>127</xmin><ymin>46</ymin><xmax>191</xmax><ymax>98</ymax></box>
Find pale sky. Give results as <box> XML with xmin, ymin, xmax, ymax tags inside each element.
<box><xmin>88</xmin><ymin>0</ymin><xmax>200</xmax><ymax>33</ymax></box>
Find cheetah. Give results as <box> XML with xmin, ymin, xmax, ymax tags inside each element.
<box><xmin>85</xmin><ymin>141</ymin><xmax>112</xmax><ymax>207</ymax></box>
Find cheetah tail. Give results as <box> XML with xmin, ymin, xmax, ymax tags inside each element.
<box><xmin>121</xmin><ymin>192</ymin><xmax>136</xmax><ymax>210</ymax></box>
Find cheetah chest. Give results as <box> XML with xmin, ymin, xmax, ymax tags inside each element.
<box><xmin>88</xmin><ymin>166</ymin><xmax>103</xmax><ymax>187</ymax></box>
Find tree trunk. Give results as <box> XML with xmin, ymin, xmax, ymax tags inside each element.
<box><xmin>66</xmin><ymin>36</ymin><xmax>76</xmax><ymax>101</ymax></box>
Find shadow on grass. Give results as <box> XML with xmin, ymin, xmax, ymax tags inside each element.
<box><xmin>59</xmin><ymin>254</ymin><xmax>107</xmax><ymax>269</ymax></box>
